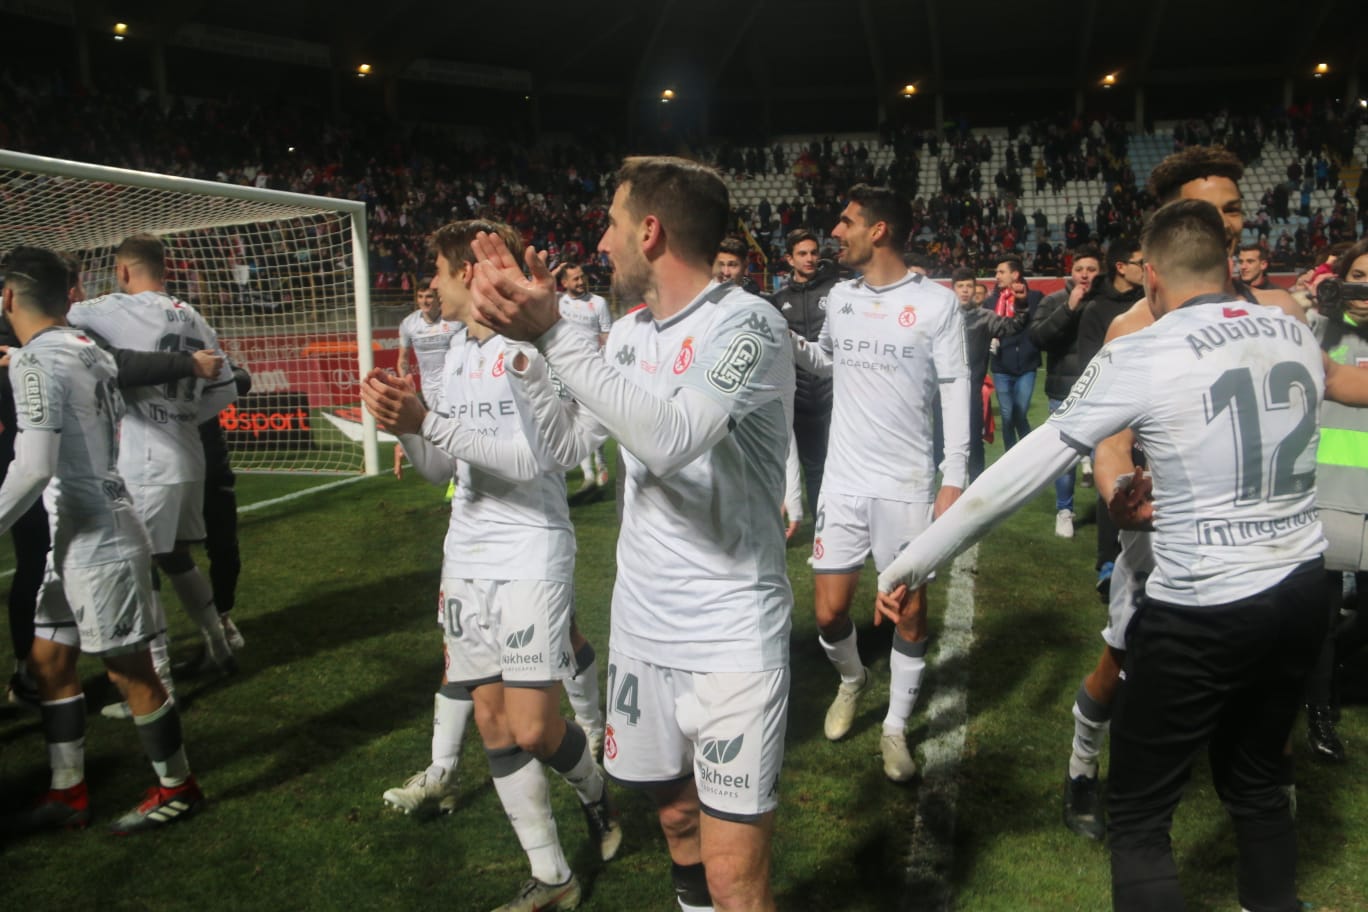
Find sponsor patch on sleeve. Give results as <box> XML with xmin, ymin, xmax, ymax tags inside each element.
<box><xmin>706</xmin><ymin>332</ymin><xmax>765</xmax><ymax>395</ymax></box>
<box><xmin>19</xmin><ymin>367</ymin><xmax>49</xmax><ymax>426</ymax></box>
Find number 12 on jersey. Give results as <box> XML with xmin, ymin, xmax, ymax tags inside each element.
<box><xmin>1203</xmin><ymin>362</ymin><xmax>1316</xmax><ymax>505</ymax></box>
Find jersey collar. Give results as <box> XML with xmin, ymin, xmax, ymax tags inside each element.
<box><xmin>654</xmin><ymin>281</ymin><xmax>732</xmax><ymax>332</ymax></box>
<box><xmin>1178</xmin><ymin>292</ymin><xmax>1237</xmax><ymax>310</ymax></box>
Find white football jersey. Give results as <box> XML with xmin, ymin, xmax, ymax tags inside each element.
<box><xmin>68</xmin><ymin>291</ymin><xmax>233</xmax><ymax>484</ymax></box>
<box><xmin>558</xmin><ymin>293</ymin><xmax>613</xmax><ymax>344</ymax></box>
<box><xmin>399</xmin><ymin>310</ymin><xmax>459</xmax><ymax>408</ymax></box>
<box><xmin>10</xmin><ymin>327</ymin><xmax>147</xmax><ymax>567</ymax></box>
<box><xmin>818</xmin><ymin>271</ymin><xmax>968</xmax><ymax>502</ymax></box>
<box><xmin>1049</xmin><ymin>296</ymin><xmax>1326</xmax><ymax>606</ymax></box>
<box><xmin>439</xmin><ymin>329</ymin><xmax>575</xmax><ymax>583</ymax></box>
<box><xmin>603</xmin><ymin>282</ymin><xmax>794</xmax><ymax>673</ymax></box>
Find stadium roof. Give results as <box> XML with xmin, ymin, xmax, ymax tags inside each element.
<box><xmin>5</xmin><ymin>0</ymin><xmax>1366</xmax><ymax>132</ymax></box>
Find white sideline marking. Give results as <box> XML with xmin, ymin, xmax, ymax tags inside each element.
<box><xmin>901</xmin><ymin>545</ymin><xmax>978</xmax><ymax>912</ymax></box>
<box><xmin>239</xmin><ymin>474</ymin><xmax>370</xmax><ymax>514</ymax></box>
<box><xmin>0</xmin><ymin>477</ymin><xmax>370</xmax><ymax>579</ymax></box>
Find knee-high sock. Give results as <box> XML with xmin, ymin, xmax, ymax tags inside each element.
<box><xmin>167</xmin><ymin>567</ymin><xmax>229</xmax><ymax>658</ymax></box>
<box><xmin>884</xmin><ymin>636</ymin><xmax>928</xmax><ymax>734</ymax></box>
<box><xmin>563</xmin><ymin>642</ymin><xmax>602</xmax><ymax>729</ymax></box>
<box><xmin>431</xmin><ymin>683</ymin><xmax>473</xmax><ymax>773</ymax></box>
<box><xmin>134</xmin><ymin>697</ymin><xmax>191</xmax><ymax>787</ymax></box>
<box><xmin>487</xmin><ymin>745</ymin><xmax>571</xmax><ymax>885</ymax></box>
<box><xmin>41</xmin><ymin>694</ymin><xmax>86</xmax><ymax>790</ymax></box>
<box><xmin>1070</xmin><ymin>681</ymin><xmax>1111</xmax><ymax>779</ymax></box>
<box><xmin>819</xmin><ymin>625</ymin><xmax>864</xmax><ymax>683</ymax></box>
<box><xmin>546</xmin><ymin>720</ymin><xmax>605</xmax><ymax>805</ymax></box>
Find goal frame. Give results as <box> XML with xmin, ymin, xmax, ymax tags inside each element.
<box><xmin>0</xmin><ymin>148</ymin><xmax>379</xmax><ymax>475</ymax></box>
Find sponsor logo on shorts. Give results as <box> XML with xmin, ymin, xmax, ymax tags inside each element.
<box><xmin>604</xmin><ymin>724</ymin><xmax>618</xmax><ymax>761</ymax></box>
<box><xmin>505</xmin><ymin>624</ymin><xmax>536</xmax><ymax>649</ymax></box>
<box><xmin>113</xmin><ymin>620</ymin><xmax>133</xmax><ymax>638</ymax></box>
<box><xmin>813</xmin><ymin>538</ymin><xmax>825</xmax><ymax>560</ymax></box>
<box><xmin>698</xmin><ymin>732</ymin><xmax>750</xmax><ymax>792</ymax></box>
<box><xmin>701</xmin><ymin>734</ymin><xmax>744</xmax><ymax>765</ymax></box>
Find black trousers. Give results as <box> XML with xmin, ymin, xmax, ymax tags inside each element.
<box><xmin>202</xmin><ymin>466</ymin><xmax>241</xmax><ymax>616</ymax></box>
<box><xmin>793</xmin><ymin>406</ymin><xmax>830</xmax><ymax>520</ymax></box>
<box><xmin>7</xmin><ymin>500</ymin><xmax>48</xmax><ymax>663</ymax></box>
<box><xmin>1108</xmin><ymin>560</ymin><xmax>1327</xmax><ymax>912</ymax></box>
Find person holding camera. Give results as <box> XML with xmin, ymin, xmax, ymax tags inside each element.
<box><xmin>1303</xmin><ymin>238</ymin><xmax>1368</xmax><ymax>761</ymax></box>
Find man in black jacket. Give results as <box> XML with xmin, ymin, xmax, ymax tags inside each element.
<box><xmin>1027</xmin><ymin>246</ymin><xmax>1101</xmax><ymax>538</ymax></box>
<box><xmin>984</xmin><ymin>258</ymin><xmax>1041</xmax><ymax>452</ymax></box>
<box><xmin>767</xmin><ymin>230</ymin><xmax>839</xmax><ymax>516</ymax></box>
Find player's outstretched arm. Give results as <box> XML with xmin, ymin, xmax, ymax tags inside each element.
<box><xmin>876</xmin><ymin>424</ymin><xmax>1082</xmax><ymax>596</ymax></box>
<box><xmin>0</xmin><ymin>423</ymin><xmax>56</xmax><ymax>534</ymax></box>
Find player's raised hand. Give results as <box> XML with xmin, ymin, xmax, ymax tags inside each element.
<box><xmin>191</xmin><ymin>349</ymin><xmax>225</xmax><ymax>379</ymax></box>
<box><xmin>469</xmin><ymin>231</ymin><xmax>561</xmax><ymax>342</ymax></box>
<box><xmin>1108</xmin><ymin>465</ymin><xmax>1155</xmax><ymax>531</ymax></box>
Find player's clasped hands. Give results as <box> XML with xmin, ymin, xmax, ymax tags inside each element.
<box><xmin>469</xmin><ymin>231</ymin><xmax>562</xmax><ymax>342</ymax></box>
<box><xmin>360</xmin><ymin>368</ymin><xmax>427</xmax><ymax>436</ymax></box>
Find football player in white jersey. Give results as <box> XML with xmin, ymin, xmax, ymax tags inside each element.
<box><xmin>66</xmin><ymin>235</ymin><xmax>239</xmax><ymax>698</ymax></box>
<box><xmin>0</xmin><ymin>247</ymin><xmax>205</xmax><ymax>835</ymax></box>
<box><xmin>555</xmin><ymin>264</ymin><xmax>613</xmax><ymax>491</ymax></box>
<box><xmin>876</xmin><ymin>200</ymin><xmax>1328</xmax><ymax>912</ymax></box>
<box><xmin>469</xmin><ymin>156</ymin><xmax>795</xmax><ymax>912</ymax></box>
<box><xmin>362</xmin><ymin>220</ymin><xmax>618</xmax><ymax>912</ymax></box>
<box><xmin>395</xmin><ymin>278</ymin><xmax>458</xmax><ymax>478</ymax></box>
<box><xmin>790</xmin><ymin>185</ymin><xmax>970</xmax><ymax>783</ymax></box>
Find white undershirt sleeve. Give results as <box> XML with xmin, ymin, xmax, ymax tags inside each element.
<box><xmin>537</xmin><ymin>322</ymin><xmax>732</xmax><ymax>477</ymax></box>
<box><xmin>790</xmin><ymin>328</ymin><xmax>833</xmax><ymax>377</ymax></box>
<box><xmin>506</xmin><ymin>346</ymin><xmax>607</xmax><ymax>471</ymax></box>
<box><xmin>937</xmin><ymin>372</ymin><xmax>971</xmax><ymax>489</ymax></box>
<box><xmin>876</xmin><ymin>424</ymin><xmax>1083</xmax><ymax>593</ymax></box>
<box><xmin>413</xmin><ymin>408</ymin><xmax>548</xmax><ymax>483</ymax></box>
<box><xmin>0</xmin><ymin>429</ymin><xmax>57</xmax><ymax>534</ymax></box>
<box><xmin>783</xmin><ymin>430</ymin><xmax>804</xmax><ymax>522</ymax></box>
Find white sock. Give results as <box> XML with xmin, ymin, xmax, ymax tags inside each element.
<box><xmin>884</xmin><ymin>639</ymin><xmax>928</xmax><ymax>733</ymax></box>
<box><xmin>431</xmin><ymin>688</ymin><xmax>473</xmax><ymax>772</ymax></box>
<box><xmin>820</xmin><ymin>626</ymin><xmax>865</xmax><ymax>683</ymax></box>
<box><xmin>680</xmin><ymin>902</ymin><xmax>715</xmax><ymax>911</ymax></box>
<box><xmin>1070</xmin><ymin>683</ymin><xmax>1111</xmax><ymax>779</ymax></box>
<box><xmin>168</xmin><ymin>567</ymin><xmax>230</xmax><ymax>657</ymax></box>
<box><xmin>489</xmin><ymin>749</ymin><xmax>571</xmax><ymax>885</ymax></box>
<box><xmin>563</xmin><ymin>644</ymin><xmax>603</xmax><ymax>730</ymax></box>
<box><xmin>134</xmin><ymin>698</ymin><xmax>191</xmax><ymax>787</ymax></box>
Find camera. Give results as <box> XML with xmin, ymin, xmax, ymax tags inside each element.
<box><xmin>1316</xmin><ymin>279</ymin><xmax>1368</xmax><ymax>322</ymax></box>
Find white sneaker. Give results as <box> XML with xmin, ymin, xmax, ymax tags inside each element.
<box><xmin>382</xmin><ymin>765</ymin><xmax>458</xmax><ymax>816</ymax></box>
<box><xmin>491</xmin><ymin>875</ymin><xmax>581</xmax><ymax>912</ymax></box>
<box><xmin>221</xmin><ymin>614</ymin><xmax>246</xmax><ymax>651</ymax></box>
<box><xmin>824</xmin><ymin>667</ymin><xmax>870</xmax><ymax>741</ymax></box>
<box><xmin>1055</xmin><ymin>509</ymin><xmax>1074</xmax><ymax>539</ymax></box>
<box><xmin>1079</xmin><ymin>455</ymin><xmax>1094</xmax><ymax>488</ymax></box>
<box><xmin>880</xmin><ymin>731</ymin><xmax>917</xmax><ymax>782</ymax></box>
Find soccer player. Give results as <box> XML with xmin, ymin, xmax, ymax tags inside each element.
<box><xmin>791</xmin><ymin>185</ymin><xmax>969</xmax><ymax>783</ymax></box>
<box><xmin>395</xmin><ymin>278</ymin><xmax>457</xmax><ymax>478</ymax></box>
<box><xmin>66</xmin><ymin>235</ymin><xmax>239</xmax><ymax>696</ymax></box>
<box><xmin>362</xmin><ymin>219</ymin><xmax>618</xmax><ymax>912</ymax></box>
<box><xmin>0</xmin><ymin>247</ymin><xmax>205</xmax><ymax>834</ymax></box>
<box><xmin>556</xmin><ymin>263</ymin><xmax>613</xmax><ymax>490</ymax></box>
<box><xmin>876</xmin><ymin>199</ymin><xmax>1327</xmax><ymax>911</ymax></box>
<box><xmin>469</xmin><ymin>156</ymin><xmax>795</xmax><ymax>912</ymax></box>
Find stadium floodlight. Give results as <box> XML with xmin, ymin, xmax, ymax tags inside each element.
<box><xmin>1314</xmin><ymin>63</ymin><xmax>1329</xmax><ymax>77</ymax></box>
<box><xmin>113</xmin><ymin>22</ymin><xmax>127</xmax><ymax>40</ymax></box>
<box><xmin>0</xmin><ymin>148</ymin><xmax>380</xmax><ymax>476</ymax></box>
<box><xmin>1102</xmin><ymin>73</ymin><xmax>1117</xmax><ymax>88</ymax></box>
<box><xmin>901</xmin><ymin>84</ymin><xmax>918</xmax><ymax>97</ymax></box>
<box><xmin>661</xmin><ymin>88</ymin><xmax>675</xmax><ymax>102</ymax></box>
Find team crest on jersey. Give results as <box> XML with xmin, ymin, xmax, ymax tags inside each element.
<box><xmin>818</xmin><ymin>295</ymin><xmax>829</xmax><ymax>311</ymax></box>
<box><xmin>673</xmin><ymin>337</ymin><xmax>695</xmax><ymax>374</ymax></box>
<box><xmin>492</xmin><ymin>351</ymin><xmax>506</xmax><ymax>378</ymax></box>
<box><xmin>706</xmin><ymin>333</ymin><xmax>764</xmax><ymax>394</ymax></box>
<box><xmin>898</xmin><ymin>306</ymin><xmax>917</xmax><ymax>327</ymax></box>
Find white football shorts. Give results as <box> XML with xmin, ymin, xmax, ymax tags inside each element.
<box><xmin>1102</xmin><ymin>530</ymin><xmax>1156</xmax><ymax>651</ymax></box>
<box><xmin>812</xmin><ymin>491</ymin><xmax>934</xmax><ymax>575</ymax></box>
<box><xmin>128</xmin><ymin>480</ymin><xmax>206</xmax><ymax>553</ymax></box>
<box><xmin>602</xmin><ymin>649</ymin><xmax>789</xmax><ymax>821</ymax></box>
<box><xmin>438</xmin><ymin>577</ymin><xmax>576</xmax><ymax>688</ymax></box>
<box><xmin>34</xmin><ymin>552</ymin><xmax>156</xmax><ymax>656</ymax></box>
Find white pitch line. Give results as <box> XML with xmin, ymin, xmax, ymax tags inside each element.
<box><xmin>239</xmin><ymin>473</ymin><xmax>371</xmax><ymax>514</ymax></box>
<box><xmin>901</xmin><ymin>544</ymin><xmax>979</xmax><ymax>912</ymax></box>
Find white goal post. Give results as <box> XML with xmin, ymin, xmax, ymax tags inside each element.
<box><xmin>0</xmin><ymin>148</ymin><xmax>379</xmax><ymax>476</ymax></box>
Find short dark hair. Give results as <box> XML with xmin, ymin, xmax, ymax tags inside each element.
<box><xmin>115</xmin><ymin>233</ymin><xmax>167</xmax><ymax>281</ymax></box>
<box><xmin>905</xmin><ymin>251</ymin><xmax>936</xmax><ymax>273</ymax></box>
<box><xmin>1237</xmin><ymin>242</ymin><xmax>1267</xmax><ymax>260</ymax></box>
<box><xmin>716</xmin><ymin>237</ymin><xmax>748</xmax><ymax>259</ymax></box>
<box><xmin>616</xmin><ymin>156</ymin><xmax>730</xmax><ymax>268</ymax></box>
<box><xmin>1106</xmin><ymin>238</ymin><xmax>1141</xmax><ymax>276</ymax></box>
<box><xmin>1140</xmin><ymin>199</ymin><xmax>1229</xmax><ymax>285</ymax></box>
<box><xmin>951</xmin><ymin>267</ymin><xmax>976</xmax><ymax>284</ymax></box>
<box><xmin>1071</xmin><ymin>244</ymin><xmax>1103</xmax><ymax>267</ymax></box>
<box><xmin>998</xmin><ymin>257</ymin><xmax>1024</xmax><ymax>278</ymax></box>
<box><xmin>1147</xmin><ymin>146</ymin><xmax>1244</xmax><ymax>204</ymax></box>
<box><xmin>846</xmin><ymin>184</ymin><xmax>912</xmax><ymax>250</ymax></box>
<box><xmin>430</xmin><ymin>219</ymin><xmax>523</xmax><ymax>272</ymax></box>
<box><xmin>785</xmin><ymin>229</ymin><xmax>818</xmax><ymax>254</ymax></box>
<box><xmin>1332</xmin><ymin>239</ymin><xmax>1368</xmax><ymax>281</ymax></box>
<box><xmin>2</xmin><ymin>246</ymin><xmax>71</xmax><ymax>317</ymax></box>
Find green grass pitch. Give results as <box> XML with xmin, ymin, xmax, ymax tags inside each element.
<box><xmin>1</xmin><ymin>399</ymin><xmax>1365</xmax><ymax>911</ymax></box>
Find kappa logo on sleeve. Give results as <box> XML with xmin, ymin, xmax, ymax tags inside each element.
<box><xmin>20</xmin><ymin>369</ymin><xmax>47</xmax><ymax>425</ymax></box>
<box><xmin>706</xmin><ymin>332</ymin><xmax>765</xmax><ymax>395</ymax></box>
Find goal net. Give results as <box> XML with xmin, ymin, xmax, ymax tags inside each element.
<box><xmin>0</xmin><ymin>148</ymin><xmax>380</xmax><ymax>475</ymax></box>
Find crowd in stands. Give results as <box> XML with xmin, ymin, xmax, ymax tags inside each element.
<box><xmin>2</xmin><ymin>67</ymin><xmax>1364</xmax><ymax>293</ymax></box>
